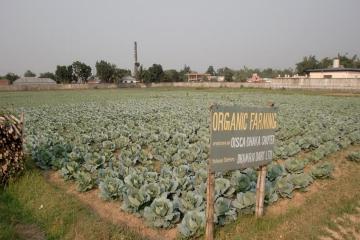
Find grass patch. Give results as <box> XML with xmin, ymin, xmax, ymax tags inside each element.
<box><xmin>0</xmin><ymin>163</ymin><xmax>145</xmax><ymax>240</ymax></box>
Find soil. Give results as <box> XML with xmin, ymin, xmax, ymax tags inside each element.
<box><xmin>14</xmin><ymin>223</ymin><xmax>45</xmax><ymax>240</ymax></box>
<box><xmin>45</xmin><ymin>172</ymin><xmax>178</xmax><ymax>240</ymax></box>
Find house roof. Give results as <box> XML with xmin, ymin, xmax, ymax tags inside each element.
<box><xmin>305</xmin><ymin>68</ymin><xmax>360</xmax><ymax>73</ymax></box>
<box><xmin>13</xmin><ymin>77</ymin><xmax>56</xmax><ymax>85</ymax></box>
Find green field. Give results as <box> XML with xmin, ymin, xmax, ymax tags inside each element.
<box><xmin>1</xmin><ymin>88</ymin><xmax>360</xmax><ymax>240</ymax></box>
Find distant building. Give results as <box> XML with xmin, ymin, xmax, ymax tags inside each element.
<box><xmin>121</xmin><ymin>76</ymin><xmax>139</xmax><ymax>83</ymax></box>
<box><xmin>0</xmin><ymin>79</ymin><xmax>9</xmax><ymax>85</ymax></box>
<box><xmin>247</xmin><ymin>73</ymin><xmax>264</xmax><ymax>83</ymax></box>
<box><xmin>305</xmin><ymin>59</ymin><xmax>360</xmax><ymax>79</ymax></box>
<box><xmin>13</xmin><ymin>77</ymin><xmax>56</xmax><ymax>85</ymax></box>
<box><xmin>186</xmin><ymin>72</ymin><xmax>224</xmax><ymax>82</ymax></box>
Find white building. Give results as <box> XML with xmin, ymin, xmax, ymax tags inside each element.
<box><xmin>306</xmin><ymin>59</ymin><xmax>360</xmax><ymax>79</ymax></box>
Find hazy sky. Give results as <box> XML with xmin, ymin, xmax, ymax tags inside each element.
<box><xmin>1</xmin><ymin>0</ymin><xmax>359</xmax><ymax>75</ymax></box>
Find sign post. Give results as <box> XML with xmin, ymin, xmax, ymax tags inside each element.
<box><xmin>206</xmin><ymin>104</ymin><xmax>277</xmax><ymax>239</ymax></box>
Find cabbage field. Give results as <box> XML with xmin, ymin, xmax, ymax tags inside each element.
<box><xmin>2</xmin><ymin>89</ymin><xmax>360</xmax><ymax>238</ymax></box>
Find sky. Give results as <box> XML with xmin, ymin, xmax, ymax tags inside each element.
<box><xmin>0</xmin><ymin>0</ymin><xmax>359</xmax><ymax>76</ymax></box>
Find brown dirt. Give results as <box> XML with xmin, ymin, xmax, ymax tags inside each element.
<box><xmin>14</xmin><ymin>223</ymin><xmax>46</xmax><ymax>240</ymax></box>
<box><xmin>45</xmin><ymin>172</ymin><xmax>178</xmax><ymax>240</ymax></box>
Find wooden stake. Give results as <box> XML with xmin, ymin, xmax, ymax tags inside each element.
<box><xmin>205</xmin><ymin>168</ymin><xmax>215</xmax><ymax>240</ymax></box>
<box><xmin>255</xmin><ymin>167</ymin><xmax>268</xmax><ymax>217</ymax></box>
<box><xmin>255</xmin><ymin>167</ymin><xmax>261</xmax><ymax>214</ymax></box>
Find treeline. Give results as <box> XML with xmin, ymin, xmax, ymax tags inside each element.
<box><xmin>1</xmin><ymin>54</ymin><xmax>359</xmax><ymax>84</ymax></box>
<box><xmin>295</xmin><ymin>54</ymin><xmax>360</xmax><ymax>74</ymax></box>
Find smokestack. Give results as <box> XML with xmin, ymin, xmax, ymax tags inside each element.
<box><xmin>333</xmin><ymin>58</ymin><xmax>340</xmax><ymax>68</ymax></box>
<box><xmin>134</xmin><ymin>41</ymin><xmax>139</xmax><ymax>79</ymax></box>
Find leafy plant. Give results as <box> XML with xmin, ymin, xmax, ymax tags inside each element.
<box><xmin>231</xmin><ymin>191</ymin><xmax>256</xmax><ymax>213</ymax></box>
<box><xmin>122</xmin><ymin>189</ymin><xmax>151</xmax><ymax>214</ymax></box>
<box><xmin>175</xmin><ymin>191</ymin><xmax>204</xmax><ymax>214</ymax></box>
<box><xmin>289</xmin><ymin>173</ymin><xmax>313</xmax><ymax>190</ymax></box>
<box><xmin>74</xmin><ymin>171</ymin><xmax>95</xmax><ymax>192</ymax></box>
<box><xmin>214</xmin><ymin>197</ymin><xmax>237</xmax><ymax>225</ymax></box>
<box><xmin>275</xmin><ymin>176</ymin><xmax>294</xmax><ymax>198</ymax></box>
<box><xmin>143</xmin><ymin>197</ymin><xmax>180</xmax><ymax>228</ymax></box>
<box><xmin>215</xmin><ymin>178</ymin><xmax>236</xmax><ymax>198</ymax></box>
<box><xmin>311</xmin><ymin>162</ymin><xmax>334</xmax><ymax>179</ymax></box>
<box><xmin>347</xmin><ymin>151</ymin><xmax>360</xmax><ymax>163</ymax></box>
<box><xmin>99</xmin><ymin>176</ymin><xmax>126</xmax><ymax>200</ymax></box>
<box><xmin>230</xmin><ymin>171</ymin><xmax>252</xmax><ymax>193</ymax></box>
<box><xmin>267</xmin><ymin>163</ymin><xmax>285</xmax><ymax>181</ymax></box>
<box><xmin>178</xmin><ymin>210</ymin><xmax>205</xmax><ymax>238</ymax></box>
<box><xmin>284</xmin><ymin>158</ymin><xmax>305</xmax><ymax>173</ymax></box>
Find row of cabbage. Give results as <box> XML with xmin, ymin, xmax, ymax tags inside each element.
<box><xmin>22</xmin><ymin>93</ymin><xmax>360</xmax><ymax>238</ymax></box>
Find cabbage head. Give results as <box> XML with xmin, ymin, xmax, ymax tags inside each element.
<box><xmin>175</xmin><ymin>191</ymin><xmax>204</xmax><ymax>214</ymax></box>
<box><xmin>178</xmin><ymin>210</ymin><xmax>205</xmax><ymax>238</ymax></box>
<box><xmin>311</xmin><ymin>162</ymin><xmax>334</xmax><ymax>179</ymax></box>
<box><xmin>214</xmin><ymin>197</ymin><xmax>237</xmax><ymax>225</ymax></box>
<box><xmin>143</xmin><ymin>197</ymin><xmax>180</xmax><ymax>228</ymax></box>
<box><xmin>230</xmin><ymin>171</ymin><xmax>252</xmax><ymax>193</ymax></box>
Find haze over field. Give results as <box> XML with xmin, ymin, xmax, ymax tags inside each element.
<box><xmin>0</xmin><ymin>0</ymin><xmax>359</xmax><ymax>75</ymax></box>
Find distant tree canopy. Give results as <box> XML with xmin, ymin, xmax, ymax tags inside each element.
<box><xmin>217</xmin><ymin>67</ymin><xmax>234</xmax><ymax>82</ymax></box>
<box><xmin>96</xmin><ymin>60</ymin><xmax>116</xmax><ymax>83</ymax></box>
<box><xmin>179</xmin><ymin>65</ymin><xmax>191</xmax><ymax>82</ymax></box>
<box><xmin>295</xmin><ymin>54</ymin><xmax>360</xmax><ymax>74</ymax></box>
<box><xmin>163</xmin><ymin>69</ymin><xmax>180</xmax><ymax>82</ymax></box>
<box><xmin>39</xmin><ymin>72</ymin><xmax>56</xmax><ymax>80</ymax></box>
<box><xmin>72</xmin><ymin>61</ymin><xmax>92</xmax><ymax>83</ymax></box>
<box><xmin>55</xmin><ymin>65</ymin><xmax>74</xmax><ymax>83</ymax></box>
<box><xmin>24</xmin><ymin>70</ymin><xmax>36</xmax><ymax>77</ymax></box>
<box><xmin>4</xmin><ymin>73</ymin><xmax>20</xmax><ymax>84</ymax></box>
<box><xmin>142</xmin><ymin>64</ymin><xmax>164</xmax><ymax>83</ymax></box>
<box><xmin>95</xmin><ymin>60</ymin><xmax>130</xmax><ymax>83</ymax></box>
<box><xmin>206</xmin><ymin>65</ymin><xmax>216</xmax><ymax>76</ymax></box>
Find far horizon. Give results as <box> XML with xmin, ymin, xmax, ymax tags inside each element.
<box><xmin>1</xmin><ymin>0</ymin><xmax>359</xmax><ymax>76</ymax></box>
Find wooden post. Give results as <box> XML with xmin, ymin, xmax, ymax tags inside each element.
<box><xmin>255</xmin><ymin>165</ymin><xmax>267</xmax><ymax>217</ymax></box>
<box><xmin>205</xmin><ymin>168</ymin><xmax>215</xmax><ymax>240</ymax></box>
<box><xmin>255</xmin><ymin>102</ymin><xmax>274</xmax><ymax>217</ymax></box>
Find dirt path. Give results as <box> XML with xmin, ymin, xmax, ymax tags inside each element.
<box><xmin>45</xmin><ymin>172</ymin><xmax>178</xmax><ymax>240</ymax></box>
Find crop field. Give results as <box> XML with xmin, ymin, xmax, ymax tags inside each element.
<box><xmin>1</xmin><ymin>88</ymin><xmax>360</xmax><ymax>239</ymax></box>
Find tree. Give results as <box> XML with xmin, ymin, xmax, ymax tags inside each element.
<box><xmin>112</xmin><ymin>68</ymin><xmax>131</xmax><ymax>83</ymax></box>
<box><xmin>143</xmin><ymin>64</ymin><xmax>164</xmax><ymax>83</ymax></box>
<box><xmin>72</xmin><ymin>61</ymin><xmax>91</xmax><ymax>83</ymax></box>
<box><xmin>318</xmin><ymin>57</ymin><xmax>333</xmax><ymax>69</ymax></box>
<box><xmin>24</xmin><ymin>70</ymin><xmax>36</xmax><ymax>77</ymax></box>
<box><xmin>39</xmin><ymin>72</ymin><xmax>56</xmax><ymax>80</ymax></box>
<box><xmin>337</xmin><ymin>54</ymin><xmax>360</xmax><ymax>68</ymax></box>
<box><xmin>162</xmin><ymin>69</ymin><xmax>180</xmax><ymax>82</ymax></box>
<box><xmin>179</xmin><ymin>65</ymin><xmax>191</xmax><ymax>82</ymax></box>
<box><xmin>206</xmin><ymin>66</ymin><xmax>216</xmax><ymax>76</ymax></box>
<box><xmin>55</xmin><ymin>65</ymin><xmax>74</xmax><ymax>83</ymax></box>
<box><xmin>295</xmin><ymin>55</ymin><xmax>319</xmax><ymax>74</ymax></box>
<box><xmin>217</xmin><ymin>67</ymin><xmax>234</xmax><ymax>82</ymax></box>
<box><xmin>95</xmin><ymin>60</ymin><xmax>116</xmax><ymax>83</ymax></box>
<box><xmin>4</xmin><ymin>73</ymin><xmax>20</xmax><ymax>84</ymax></box>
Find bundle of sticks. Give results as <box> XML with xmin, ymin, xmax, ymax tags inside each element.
<box><xmin>0</xmin><ymin>113</ymin><xmax>24</xmax><ymax>186</ymax></box>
